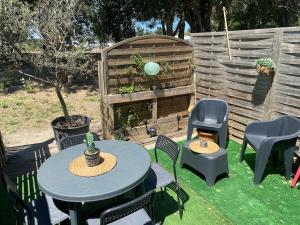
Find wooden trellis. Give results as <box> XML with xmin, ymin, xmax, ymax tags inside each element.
<box><xmin>97</xmin><ymin>35</ymin><xmax>194</xmax><ymax>141</ymax></box>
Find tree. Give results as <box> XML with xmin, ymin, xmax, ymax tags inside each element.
<box><xmin>133</xmin><ymin>0</ymin><xmax>186</xmax><ymax>38</ymax></box>
<box><xmin>0</xmin><ymin>0</ymin><xmax>92</xmax><ymax>126</ymax></box>
<box><xmin>86</xmin><ymin>0</ymin><xmax>136</xmax><ymax>42</ymax></box>
<box><xmin>227</xmin><ymin>0</ymin><xmax>300</xmax><ymax>30</ymax></box>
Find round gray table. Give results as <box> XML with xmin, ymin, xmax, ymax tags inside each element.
<box><xmin>37</xmin><ymin>140</ymin><xmax>151</xmax><ymax>225</ymax></box>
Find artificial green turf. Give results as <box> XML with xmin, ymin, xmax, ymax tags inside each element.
<box><xmin>151</xmin><ymin>140</ymin><xmax>300</xmax><ymax>225</ymax></box>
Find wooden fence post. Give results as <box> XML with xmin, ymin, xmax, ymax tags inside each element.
<box><xmin>264</xmin><ymin>31</ymin><xmax>283</xmax><ymax>120</ymax></box>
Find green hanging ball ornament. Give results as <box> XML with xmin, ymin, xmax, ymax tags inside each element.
<box><xmin>144</xmin><ymin>62</ymin><xmax>160</xmax><ymax>76</ymax></box>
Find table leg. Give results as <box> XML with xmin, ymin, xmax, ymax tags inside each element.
<box><xmin>69</xmin><ymin>202</ymin><xmax>80</xmax><ymax>225</ymax></box>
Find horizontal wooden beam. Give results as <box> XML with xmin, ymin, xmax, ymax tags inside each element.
<box><xmin>106</xmin><ymin>85</ymin><xmax>195</xmax><ymax>104</ymax></box>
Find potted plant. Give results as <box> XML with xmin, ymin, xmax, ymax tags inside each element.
<box><xmin>255</xmin><ymin>58</ymin><xmax>276</xmax><ymax>75</ymax></box>
<box><xmin>0</xmin><ymin>0</ymin><xmax>92</xmax><ymax>145</ymax></box>
<box><xmin>84</xmin><ymin>132</ymin><xmax>101</xmax><ymax>167</ymax></box>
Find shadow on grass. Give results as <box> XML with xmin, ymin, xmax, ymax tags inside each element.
<box><xmin>154</xmin><ymin>182</ymin><xmax>190</xmax><ymax>223</ymax></box>
<box><xmin>243</xmin><ymin>151</ymin><xmax>287</xmax><ymax>184</ymax></box>
<box><xmin>181</xmin><ymin>164</ymin><xmax>230</xmax><ymax>186</ymax></box>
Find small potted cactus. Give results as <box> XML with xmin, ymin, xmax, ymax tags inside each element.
<box><xmin>84</xmin><ymin>132</ymin><xmax>101</xmax><ymax>167</ymax></box>
<box><xmin>255</xmin><ymin>58</ymin><xmax>276</xmax><ymax>75</ymax></box>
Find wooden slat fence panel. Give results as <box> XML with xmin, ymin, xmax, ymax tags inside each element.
<box><xmin>104</xmin><ymin>36</ymin><xmax>193</xmax><ymax>94</ymax></box>
<box><xmin>271</xmin><ymin>30</ymin><xmax>300</xmax><ymax>119</ymax></box>
<box><xmin>192</xmin><ymin>27</ymin><xmax>300</xmax><ymax>143</ymax></box>
<box><xmin>99</xmin><ymin>36</ymin><xmax>195</xmax><ymax>140</ymax></box>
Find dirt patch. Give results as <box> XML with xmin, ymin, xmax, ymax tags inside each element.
<box><xmin>0</xmin><ymin>87</ymin><xmax>101</xmax><ymax>147</ymax></box>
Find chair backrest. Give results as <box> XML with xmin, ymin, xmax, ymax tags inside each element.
<box><xmin>191</xmin><ymin>99</ymin><xmax>228</xmax><ymax>123</ymax></box>
<box><xmin>154</xmin><ymin>134</ymin><xmax>180</xmax><ymax>181</ymax></box>
<box><xmin>59</xmin><ymin>132</ymin><xmax>99</xmax><ymax>150</ymax></box>
<box><xmin>279</xmin><ymin>115</ymin><xmax>300</xmax><ymax>137</ymax></box>
<box><xmin>0</xmin><ymin>169</ymin><xmax>34</xmax><ymax>225</ymax></box>
<box><xmin>154</xmin><ymin>134</ymin><xmax>180</xmax><ymax>165</ymax></box>
<box><xmin>100</xmin><ymin>190</ymin><xmax>156</xmax><ymax>225</ymax></box>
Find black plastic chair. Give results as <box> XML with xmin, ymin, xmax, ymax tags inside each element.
<box><xmin>144</xmin><ymin>134</ymin><xmax>182</xmax><ymax>219</ymax></box>
<box><xmin>0</xmin><ymin>169</ymin><xmax>69</xmax><ymax>225</ymax></box>
<box><xmin>59</xmin><ymin>132</ymin><xmax>99</xmax><ymax>150</ymax></box>
<box><xmin>187</xmin><ymin>99</ymin><xmax>229</xmax><ymax>149</ymax></box>
<box><xmin>240</xmin><ymin>115</ymin><xmax>300</xmax><ymax>185</ymax></box>
<box><xmin>86</xmin><ymin>190</ymin><xmax>157</xmax><ymax>225</ymax></box>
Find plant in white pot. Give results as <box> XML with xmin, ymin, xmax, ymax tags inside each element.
<box><xmin>0</xmin><ymin>0</ymin><xmax>93</xmax><ymax>146</ymax></box>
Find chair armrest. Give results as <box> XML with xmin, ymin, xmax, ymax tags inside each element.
<box><xmin>261</xmin><ymin>134</ymin><xmax>299</xmax><ymax>151</ymax></box>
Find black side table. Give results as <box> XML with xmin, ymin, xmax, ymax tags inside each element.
<box><xmin>180</xmin><ymin>140</ymin><xmax>229</xmax><ymax>186</ymax></box>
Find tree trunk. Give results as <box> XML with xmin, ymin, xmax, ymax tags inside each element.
<box><xmin>183</xmin><ymin>0</ymin><xmax>212</xmax><ymax>33</ymax></box>
<box><xmin>55</xmin><ymin>85</ymin><xmax>70</xmax><ymax>122</ymax></box>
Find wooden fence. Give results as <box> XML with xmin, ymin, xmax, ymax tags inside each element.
<box><xmin>98</xmin><ymin>35</ymin><xmax>194</xmax><ymax>141</ymax></box>
<box><xmin>192</xmin><ymin>27</ymin><xmax>300</xmax><ymax>143</ymax></box>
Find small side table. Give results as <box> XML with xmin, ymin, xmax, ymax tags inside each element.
<box><xmin>180</xmin><ymin>140</ymin><xmax>229</xmax><ymax>186</ymax></box>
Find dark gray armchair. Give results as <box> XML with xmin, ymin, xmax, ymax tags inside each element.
<box><xmin>187</xmin><ymin>99</ymin><xmax>229</xmax><ymax>149</ymax></box>
<box><xmin>240</xmin><ymin>115</ymin><xmax>300</xmax><ymax>185</ymax></box>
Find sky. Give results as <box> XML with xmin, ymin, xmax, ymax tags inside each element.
<box><xmin>135</xmin><ymin>18</ymin><xmax>191</xmax><ymax>33</ymax></box>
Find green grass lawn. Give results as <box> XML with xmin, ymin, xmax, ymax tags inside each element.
<box><xmin>1</xmin><ymin>140</ymin><xmax>299</xmax><ymax>225</ymax></box>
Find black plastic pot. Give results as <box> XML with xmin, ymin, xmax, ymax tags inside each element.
<box><xmin>51</xmin><ymin>115</ymin><xmax>91</xmax><ymax>150</ymax></box>
<box><xmin>84</xmin><ymin>149</ymin><xmax>101</xmax><ymax>167</ymax></box>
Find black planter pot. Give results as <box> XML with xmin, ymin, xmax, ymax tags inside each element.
<box><xmin>84</xmin><ymin>149</ymin><xmax>101</xmax><ymax>167</ymax></box>
<box><xmin>51</xmin><ymin>115</ymin><xmax>91</xmax><ymax>150</ymax></box>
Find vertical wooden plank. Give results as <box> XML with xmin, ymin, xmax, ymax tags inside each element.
<box><xmin>264</xmin><ymin>31</ymin><xmax>283</xmax><ymax>120</ymax></box>
<box><xmin>152</xmin><ymin>98</ymin><xmax>158</xmax><ymax>124</ymax></box>
<box><xmin>98</xmin><ymin>59</ymin><xmax>105</xmax><ymax>137</ymax></box>
<box><xmin>107</xmin><ymin>104</ymin><xmax>115</xmax><ymax>139</ymax></box>
<box><xmin>99</xmin><ymin>50</ymin><xmax>112</xmax><ymax>139</ymax></box>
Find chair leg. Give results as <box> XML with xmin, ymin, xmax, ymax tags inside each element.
<box><xmin>239</xmin><ymin>139</ymin><xmax>248</xmax><ymax>162</ymax></box>
<box><xmin>218</xmin><ymin>128</ymin><xmax>227</xmax><ymax>149</ymax></box>
<box><xmin>283</xmin><ymin>146</ymin><xmax>295</xmax><ymax>180</ymax></box>
<box><xmin>160</xmin><ymin>187</ymin><xmax>164</xmax><ymax>199</ymax></box>
<box><xmin>253</xmin><ymin>151</ymin><xmax>271</xmax><ymax>185</ymax></box>
<box><xmin>187</xmin><ymin>124</ymin><xmax>193</xmax><ymax>141</ymax></box>
<box><xmin>206</xmin><ymin>177</ymin><xmax>216</xmax><ymax>187</ymax></box>
<box><xmin>176</xmin><ymin>189</ymin><xmax>182</xmax><ymax>219</ymax></box>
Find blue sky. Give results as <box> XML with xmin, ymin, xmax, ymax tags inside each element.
<box><xmin>136</xmin><ymin>18</ymin><xmax>190</xmax><ymax>32</ymax></box>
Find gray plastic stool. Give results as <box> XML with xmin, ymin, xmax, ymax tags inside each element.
<box><xmin>180</xmin><ymin>140</ymin><xmax>229</xmax><ymax>186</ymax></box>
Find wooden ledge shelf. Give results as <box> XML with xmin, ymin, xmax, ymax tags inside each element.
<box><xmin>106</xmin><ymin>85</ymin><xmax>195</xmax><ymax>104</ymax></box>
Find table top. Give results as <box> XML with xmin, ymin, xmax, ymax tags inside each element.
<box><xmin>37</xmin><ymin>140</ymin><xmax>151</xmax><ymax>202</ymax></box>
<box><xmin>189</xmin><ymin>140</ymin><xmax>220</xmax><ymax>154</ymax></box>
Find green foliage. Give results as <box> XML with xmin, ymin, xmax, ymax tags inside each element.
<box><xmin>21</xmin><ymin>78</ymin><xmax>36</xmax><ymax>93</ymax></box>
<box><xmin>84</xmin><ymin>132</ymin><xmax>97</xmax><ymax>153</ymax></box>
<box><xmin>127</xmin><ymin>108</ymin><xmax>138</xmax><ymax>128</ymax></box>
<box><xmin>132</xmin><ymin>54</ymin><xmax>146</xmax><ymax>77</ymax></box>
<box><xmin>118</xmin><ymin>84</ymin><xmax>135</xmax><ymax>94</ymax></box>
<box><xmin>228</xmin><ymin>0</ymin><xmax>299</xmax><ymax>30</ymax></box>
<box><xmin>0</xmin><ymin>0</ymin><xmax>94</xmax><ymax>120</ymax></box>
<box><xmin>255</xmin><ymin>58</ymin><xmax>276</xmax><ymax>70</ymax></box>
<box><xmin>85</xmin><ymin>0</ymin><xmax>136</xmax><ymax>42</ymax></box>
<box><xmin>160</xmin><ymin>61</ymin><xmax>173</xmax><ymax>76</ymax></box>
<box><xmin>0</xmin><ymin>70</ymin><xmax>20</xmax><ymax>91</ymax></box>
